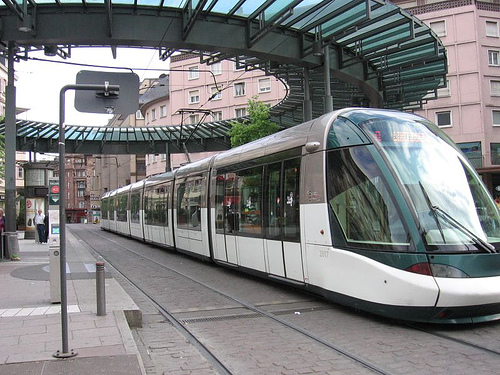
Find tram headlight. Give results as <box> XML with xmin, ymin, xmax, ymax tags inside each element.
<box><xmin>405</xmin><ymin>263</ymin><xmax>469</xmax><ymax>278</ymax></box>
<box><xmin>430</xmin><ymin>264</ymin><xmax>469</xmax><ymax>278</ymax></box>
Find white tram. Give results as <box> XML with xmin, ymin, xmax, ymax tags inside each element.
<box><xmin>102</xmin><ymin>108</ymin><xmax>500</xmax><ymax>323</ymax></box>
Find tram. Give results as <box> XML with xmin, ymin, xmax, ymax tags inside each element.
<box><xmin>101</xmin><ymin>108</ymin><xmax>500</xmax><ymax>323</ymax></box>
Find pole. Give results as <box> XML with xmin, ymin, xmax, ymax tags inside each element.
<box><xmin>323</xmin><ymin>45</ymin><xmax>334</xmax><ymax>113</ymax></box>
<box><xmin>96</xmin><ymin>262</ymin><xmax>106</xmax><ymax>316</ymax></box>
<box><xmin>53</xmin><ymin>83</ymin><xmax>119</xmax><ymax>359</ymax></box>
<box><xmin>5</xmin><ymin>44</ymin><xmax>18</xmax><ymax>258</ymax></box>
<box><xmin>303</xmin><ymin>68</ymin><xmax>312</xmax><ymax>122</ymax></box>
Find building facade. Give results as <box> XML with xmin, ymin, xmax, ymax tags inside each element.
<box><xmin>391</xmin><ymin>0</ymin><xmax>500</xmax><ymax>195</ymax></box>
<box><xmin>140</xmin><ymin>53</ymin><xmax>287</xmax><ymax>175</ymax></box>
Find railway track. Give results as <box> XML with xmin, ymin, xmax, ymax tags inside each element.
<box><xmin>71</xmin><ymin>226</ymin><xmax>393</xmax><ymax>375</ymax></box>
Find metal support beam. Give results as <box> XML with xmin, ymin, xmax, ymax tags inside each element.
<box><xmin>182</xmin><ymin>0</ymin><xmax>208</xmax><ymax>41</ymax></box>
<box><xmin>323</xmin><ymin>45</ymin><xmax>333</xmax><ymax>113</ymax></box>
<box><xmin>303</xmin><ymin>68</ymin><xmax>312</xmax><ymax>121</ymax></box>
<box><xmin>104</xmin><ymin>0</ymin><xmax>112</xmax><ymax>37</ymax></box>
<box><xmin>5</xmin><ymin>43</ymin><xmax>17</xmax><ymax>234</ymax></box>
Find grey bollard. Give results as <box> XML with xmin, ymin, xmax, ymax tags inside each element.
<box><xmin>96</xmin><ymin>262</ymin><xmax>106</xmax><ymax>316</ymax></box>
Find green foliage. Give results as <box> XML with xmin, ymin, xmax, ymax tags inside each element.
<box><xmin>228</xmin><ymin>97</ymin><xmax>280</xmax><ymax>147</ymax></box>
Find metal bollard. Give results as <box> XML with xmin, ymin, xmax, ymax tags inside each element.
<box><xmin>96</xmin><ymin>262</ymin><xmax>106</xmax><ymax>316</ymax></box>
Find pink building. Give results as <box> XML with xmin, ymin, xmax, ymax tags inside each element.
<box><xmin>392</xmin><ymin>0</ymin><xmax>500</xmax><ymax>195</ymax></box>
<box><xmin>140</xmin><ymin>53</ymin><xmax>287</xmax><ymax>175</ymax></box>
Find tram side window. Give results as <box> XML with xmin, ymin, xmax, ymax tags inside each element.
<box><xmin>327</xmin><ymin>147</ymin><xmax>409</xmax><ymax>248</ymax></box>
<box><xmin>117</xmin><ymin>195</ymin><xmax>128</xmax><ymax>222</ymax></box>
<box><xmin>236</xmin><ymin>167</ymin><xmax>262</xmax><ymax>236</ymax></box>
<box><xmin>109</xmin><ymin>197</ymin><xmax>115</xmax><ymax>220</ymax></box>
<box><xmin>145</xmin><ymin>186</ymin><xmax>167</xmax><ymax>227</ymax></box>
<box><xmin>101</xmin><ymin>199</ymin><xmax>108</xmax><ymax>220</ymax></box>
<box><xmin>130</xmin><ymin>192</ymin><xmax>140</xmax><ymax>223</ymax></box>
<box><xmin>177</xmin><ymin>183</ymin><xmax>188</xmax><ymax>229</ymax></box>
<box><xmin>215</xmin><ymin>176</ymin><xmax>225</xmax><ymax>234</ymax></box>
<box><xmin>283</xmin><ymin>158</ymin><xmax>300</xmax><ymax>240</ymax></box>
<box><xmin>223</xmin><ymin>173</ymin><xmax>238</xmax><ymax>233</ymax></box>
<box><xmin>265</xmin><ymin>163</ymin><xmax>281</xmax><ymax>239</ymax></box>
<box><xmin>144</xmin><ymin>189</ymin><xmax>152</xmax><ymax>225</ymax></box>
<box><xmin>177</xmin><ymin>180</ymin><xmax>202</xmax><ymax>231</ymax></box>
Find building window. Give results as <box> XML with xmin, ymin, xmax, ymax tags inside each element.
<box><xmin>17</xmin><ymin>167</ymin><xmax>23</xmax><ymax>179</ymax></box>
<box><xmin>235</xmin><ymin>108</ymin><xmax>247</xmax><ymax>117</ymax></box>
<box><xmin>77</xmin><ymin>190</ymin><xmax>84</xmax><ymax>197</ymax></box>
<box><xmin>493</xmin><ymin>110</ymin><xmax>500</xmax><ymax>126</ymax></box>
<box><xmin>457</xmin><ymin>142</ymin><xmax>482</xmax><ymax>169</ymax></box>
<box><xmin>487</xmin><ymin>21</ymin><xmax>499</xmax><ymax>37</ymax></box>
<box><xmin>151</xmin><ymin>108</ymin><xmax>157</xmax><ymax>121</ymax></box>
<box><xmin>212</xmin><ymin>111</ymin><xmax>223</xmax><ymax>121</ymax></box>
<box><xmin>79</xmin><ymin>201</ymin><xmax>85</xmax><ymax>209</ymax></box>
<box><xmin>234</xmin><ymin>82</ymin><xmax>246</xmax><ymax>97</ymax></box>
<box><xmin>210</xmin><ymin>62</ymin><xmax>222</xmax><ymax>75</ymax></box>
<box><xmin>188</xmin><ymin>66</ymin><xmax>199</xmax><ymax>80</ymax></box>
<box><xmin>437</xmin><ymin>80</ymin><xmax>450</xmax><ymax>97</ymax></box>
<box><xmin>160</xmin><ymin>105</ymin><xmax>167</xmax><ymax>117</ymax></box>
<box><xmin>430</xmin><ymin>20</ymin><xmax>446</xmax><ymax>37</ymax></box>
<box><xmin>210</xmin><ymin>86</ymin><xmax>222</xmax><ymax>100</ymax></box>
<box><xmin>435</xmin><ymin>111</ymin><xmax>452</xmax><ymax>127</ymax></box>
<box><xmin>491</xmin><ymin>143</ymin><xmax>500</xmax><ymax>165</ymax></box>
<box><xmin>491</xmin><ymin>80</ymin><xmax>500</xmax><ymax>96</ymax></box>
<box><xmin>189</xmin><ymin>114</ymin><xmax>200</xmax><ymax>124</ymax></box>
<box><xmin>189</xmin><ymin>90</ymin><xmax>200</xmax><ymax>104</ymax></box>
<box><xmin>234</xmin><ymin>61</ymin><xmax>244</xmax><ymax>71</ymax></box>
<box><xmin>258</xmin><ymin>78</ymin><xmax>271</xmax><ymax>93</ymax></box>
<box><xmin>136</xmin><ymin>110</ymin><xmax>144</xmax><ymax>120</ymax></box>
<box><xmin>489</xmin><ymin>50</ymin><xmax>500</xmax><ymax>66</ymax></box>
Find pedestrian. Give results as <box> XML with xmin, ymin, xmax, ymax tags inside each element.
<box><xmin>44</xmin><ymin>213</ymin><xmax>49</xmax><ymax>243</ymax></box>
<box><xmin>0</xmin><ymin>208</ymin><xmax>5</xmax><ymax>257</ymax></box>
<box><xmin>34</xmin><ymin>209</ymin><xmax>46</xmax><ymax>243</ymax></box>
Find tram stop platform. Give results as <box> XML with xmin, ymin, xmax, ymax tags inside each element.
<box><xmin>0</xmin><ymin>228</ymin><xmax>145</xmax><ymax>375</ymax></box>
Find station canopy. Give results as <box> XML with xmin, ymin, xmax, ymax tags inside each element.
<box><xmin>0</xmin><ymin>0</ymin><xmax>447</xmax><ymax>155</ymax></box>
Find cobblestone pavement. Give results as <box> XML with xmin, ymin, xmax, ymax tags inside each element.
<box><xmin>71</xmin><ymin>225</ymin><xmax>500</xmax><ymax>375</ymax></box>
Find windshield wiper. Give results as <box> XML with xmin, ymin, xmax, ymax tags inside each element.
<box><xmin>418</xmin><ymin>182</ymin><xmax>496</xmax><ymax>254</ymax></box>
<box><xmin>418</xmin><ymin>182</ymin><xmax>446</xmax><ymax>244</ymax></box>
<box><xmin>432</xmin><ymin>205</ymin><xmax>496</xmax><ymax>253</ymax></box>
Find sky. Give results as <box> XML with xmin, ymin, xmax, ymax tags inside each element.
<box><xmin>15</xmin><ymin>46</ymin><xmax>170</xmax><ymax>126</ymax></box>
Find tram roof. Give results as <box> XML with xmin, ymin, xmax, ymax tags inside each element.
<box><xmin>0</xmin><ymin>0</ymin><xmax>447</xmax><ymax>154</ymax></box>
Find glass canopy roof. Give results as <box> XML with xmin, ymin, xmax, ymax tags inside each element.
<box><xmin>0</xmin><ymin>0</ymin><xmax>447</xmax><ymax>154</ymax></box>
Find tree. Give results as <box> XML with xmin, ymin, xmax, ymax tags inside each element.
<box><xmin>228</xmin><ymin>97</ymin><xmax>281</xmax><ymax>147</ymax></box>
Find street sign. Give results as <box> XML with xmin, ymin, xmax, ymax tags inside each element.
<box><xmin>74</xmin><ymin>71</ymin><xmax>139</xmax><ymax>115</ymax></box>
<box><xmin>49</xmin><ymin>178</ymin><xmax>60</xmax><ymax>207</ymax></box>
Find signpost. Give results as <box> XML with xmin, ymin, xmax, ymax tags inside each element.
<box><xmin>53</xmin><ymin>71</ymin><xmax>138</xmax><ymax>359</ymax></box>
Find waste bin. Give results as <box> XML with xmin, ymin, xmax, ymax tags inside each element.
<box><xmin>4</xmin><ymin>232</ymin><xmax>19</xmax><ymax>260</ymax></box>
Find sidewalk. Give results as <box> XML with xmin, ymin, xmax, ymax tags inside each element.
<box><xmin>0</xmin><ymin>228</ymin><xmax>145</xmax><ymax>375</ymax></box>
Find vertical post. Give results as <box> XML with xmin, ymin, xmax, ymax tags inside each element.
<box><xmin>96</xmin><ymin>262</ymin><xmax>106</xmax><ymax>316</ymax></box>
<box><xmin>53</xmin><ymin>86</ymin><xmax>77</xmax><ymax>359</ymax></box>
<box><xmin>303</xmin><ymin>68</ymin><xmax>312</xmax><ymax>122</ymax></box>
<box><xmin>165</xmin><ymin>142</ymin><xmax>171</xmax><ymax>172</ymax></box>
<box><xmin>5</xmin><ymin>43</ymin><xmax>18</xmax><ymax>256</ymax></box>
<box><xmin>323</xmin><ymin>45</ymin><xmax>333</xmax><ymax>113</ymax></box>
<box><xmin>53</xmin><ymin>83</ymin><xmax>118</xmax><ymax>359</ymax></box>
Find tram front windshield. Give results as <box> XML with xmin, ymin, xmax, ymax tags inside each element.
<box><xmin>359</xmin><ymin>117</ymin><xmax>500</xmax><ymax>252</ymax></box>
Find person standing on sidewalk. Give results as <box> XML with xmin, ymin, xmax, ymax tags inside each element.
<box><xmin>34</xmin><ymin>209</ymin><xmax>46</xmax><ymax>243</ymax></box>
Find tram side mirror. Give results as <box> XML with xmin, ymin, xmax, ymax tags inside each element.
<box><xmin>305</xmin><ymin>141</ymin><xmax>320</xmax><ymax>153</ymax></box>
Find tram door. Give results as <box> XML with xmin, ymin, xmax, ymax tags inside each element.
<box><xmin>214</xmin><ymin>173</ymin><xmax>238</xmax><ymax>264</ymax></box>
<box><xmin>265</xmin><ymin>158</ymin><xmax>304</xmax><ymax>281</ymax></box>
